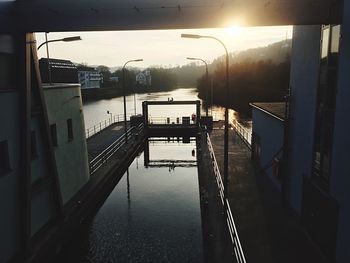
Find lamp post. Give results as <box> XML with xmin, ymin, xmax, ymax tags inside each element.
<box><xmin>107</xmin><ymin>110</ymin><xmax>112</xmax><ymax>123</ymax></box>
<box><xmin>182</xmin><ymin>33</ymin><xmax>230</xmax><ymax>203</ymax></box>
<box><xmin>37</xmin><ymin>36</ymin><xmax>82</xmax><ymax>50</ymax></box>
<box><xmin>186</xmin><ymin>57</ymin><xmax>209</xmax><ymax>117</ymax></box>
<box><xmin>122</xmin><ymin>59</ymin><xmax>143</xmax><ymax>143</ymax></box>
<box><xmin>38</xmin><ymin>34</ymin><xmax>81</xmax><ymax>85</ymax></box>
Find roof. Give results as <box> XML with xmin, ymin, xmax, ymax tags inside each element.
<box><xmin>250</xmin><ymin>102</ymin><xmax>285</xmax><ymax>121</ymax></box>
<box><xmin>0</xmin><ymin>1</ymin><xmax>342</xmax><ymax>33</ymax></box>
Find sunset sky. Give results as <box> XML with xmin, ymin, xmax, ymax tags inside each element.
<box><xmin>36</xmin><ymin>26</ymin><xmax>292</xmax><ymax>68</ymax></box>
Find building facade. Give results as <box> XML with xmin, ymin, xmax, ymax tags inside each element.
<box><xmin>251</xmin><ymin>103</ymin><xmax>285</xmax><ymax>189</ymax></box>
<box><xmin>0</xmin><ymin>35</ymin><xmax>90</xmax><ymax>262</ymax></box>
<box><xmin>282</xmin><ymin>4</ymin><xmax>350</xmax><ymax>261</ymax></box>
<box><xmin>136</xmin><ymin>70</ymin><xmax>151</xmax><ymax>86</ymax></box>
<box><xmin>77</xmin><ymin>67</ymin><xmax>103</xmax><ymax>89</ymax></box>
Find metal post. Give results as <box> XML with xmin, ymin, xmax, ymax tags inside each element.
<box><xmin>205</xmin><ymin>63</ymin><xmax>209</xmax><ymax>117</ymax></box>
<box><xmin>44</xmin><ymin>33</ymin><xmax>52</xmax><ymax>84</ymax></box>
<box><xmin>211</xmin><ymin>77</ymin><xmax>213</xmax><ymax>115</ymax></box>
<box><xmin>123</xmin><ymin>66</ymin><xmax>128</xmax><ymax>143</ymax></box>
<box><xmin>134</xmin><ymin>85</ymin><xmax>137</xmax><ymax>115</ymax></box>
<box><xmin>224</xmin><ymin>46</ymin><xmax>229</xmax><ymax>205</ymax></box>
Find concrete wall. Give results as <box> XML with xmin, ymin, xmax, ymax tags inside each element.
<box><xmin>30</xmin><ymin>117</ymin><xmax>58</xmax><ymax>235</ymax></box>
<box><xmin>44</xmin><ymin>84</ymin><xmax>90</xmax><ymax>204</ymax></box>
<box><xmin>330</xmin><ymin>2</ymin><xmax>350</xmax><ymax>261</ymax></box>
<box><xmin>252</xmin><ymin>108</ymin><xmax>284</xmax><ymax>187</ymax></box>
<box><xmin>0</xmin><ymin>41</ymin><xmax>90</xmax><ymax>260</ymax></box>
<box><xmin>286</xmin><ymin>25</ymin><xmax>321</xmax><ymax>214</ymax></box>
<box><xmin>0</xmin><ymin>91</ymin><xmax>21</xmax><ymax>262</ymax></box>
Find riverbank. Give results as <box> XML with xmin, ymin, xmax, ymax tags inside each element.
<box><xmin>81</xmin><ymin>85</ymin><xmax>194</xmax><ymax>102</ymax></box>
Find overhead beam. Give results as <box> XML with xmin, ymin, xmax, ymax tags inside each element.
<box><xmin>1</xmin><ymin>0</ymin><xmax>343</xmax><ymax>33</ymax></box>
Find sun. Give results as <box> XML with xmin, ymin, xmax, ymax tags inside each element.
<box><xmin>226</xmin><ymin>25</ymin><xmax>242</xmax><ymax>37</ymax></box>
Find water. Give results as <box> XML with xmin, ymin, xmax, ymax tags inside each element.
<box><xmin>62</xmin><ymin>138</ymin><xmax>203</xmax><ymax>262</ymax></box>
<box><xmin>82</xmin><ymin>88</ymin><xmax>202</xmax><ymax>129</ymax></box>
<box><xmin>82</xmin><ymin>87</ymin><xmax>242</xmax><ymax>129</ymax></box>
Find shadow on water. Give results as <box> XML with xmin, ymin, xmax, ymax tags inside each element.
<box><xmin>58</xmin><ymin>137</ymin><xmax>204</xmax><ymax>263</ymax></box>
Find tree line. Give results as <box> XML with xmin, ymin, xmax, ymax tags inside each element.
<box><xmin>196</xmin><ymin>57</ymin><xmax>291</xmax><ymax>117</ymax></box>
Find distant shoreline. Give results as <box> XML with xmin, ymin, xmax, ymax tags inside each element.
<box><xmin>81</xmin><ymin>85</ymin><xmax>195</xmax><ymax>102</ymax></box>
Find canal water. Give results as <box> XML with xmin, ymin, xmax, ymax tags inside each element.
<box><xmin>82</xmin><ymin>88</ymin><xmax>202</xmax><ymax>129</ymax></box>
<box><xmin>60</xmin><ymin>138</ymin><xmax>203</xmax><ymax>262</ymax></box>
<box><xmin>82</xmin><ymin>87</ymin><xmax>252</xmax><ymax>133</ymax></box>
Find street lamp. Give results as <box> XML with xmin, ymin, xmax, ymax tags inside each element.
<box><xmin>186</xmin><ymin>57</ymin><xmax>209</xmax><ymax>117</ymax></box>
<box><xmin>37</xmin><ymin>36</ymin><xmax>82</xmax><ymax>50</ymax></box>
<box><xmin>182</xmin><ymin>33</ymin><xmax>230</xmax><ymax>203</ymax></box>
<box><xmin>37</xmin><ymin>34</ymin><xmax>81</xmax><ymax>85</ymax></box>
<box><xmin>122</xmin><ymin>59</ymin><xmax>143</xmax><ymax>143</ymax></box>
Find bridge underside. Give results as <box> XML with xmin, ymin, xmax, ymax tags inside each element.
<box><xmin>1</xmin><ymin>0</ymin><xmax>343</xmax><ymax>33</ymax></box>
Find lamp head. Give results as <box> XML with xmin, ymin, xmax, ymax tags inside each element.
<box><xmin>134</xmin><ymin>59</ymin><xmax>143</xmax><ymax>62</ymax></box>
<box><xmin>62</xmin><ymin>36</ymin><xmax>82</xmax><ymax>42</ymax></box>
<box><xmin>181</xmin><ymin>33</ymin><xmax>201</xmax><ymax>39</ymax></box>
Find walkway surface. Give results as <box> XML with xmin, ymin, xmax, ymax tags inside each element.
<box><xmin>87</xmin><ymin>121</ymin><xmax>130</xmax><ymax>160</ymax></box>
<box><xmin>197</xmin><ymin>133</ymin><xmax>234</xmax><ymax>263</ymax></box>
<box><xmin>210</xmin><ymin>121</ymin><xmax>328</xmax><ymax>263</ymax></box>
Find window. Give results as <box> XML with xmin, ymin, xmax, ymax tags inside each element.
<box><xmin>67</xmin><ymin>119</ymin><xmax>73</xmax><ymax>141</ymax></box>
<box><xmin>312</xmin><ymin>25</ymin><xmax>341</xmax><ymax>188</ymax></box>
<box><xmin>31</xmin><ymin>131</ymin><xmax>38</xmax><ymax>160</ymax></box>
<box><xmin>50</xmin><ymin>124</ymin><xmax>58</xmax><ymax>147</ymax></box>
<box><xmin>0</xmin><ymin>140</ymin><xmax>11</xmax><ymax>175</ymax></box>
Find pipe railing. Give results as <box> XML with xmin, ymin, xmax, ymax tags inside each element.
<box><xmin>206</xmin><ymin>133</ymin><xmax>246</xmax><ymax>263</ymax></box>
<box><xmin>148</xmin><ymin>116</ymin><xmax>198</xmax><ymax>125</ymax></box>
<box><xmin>231</xmin><ymin>119</ymin><xmax>252</xmax><ymax>148</ymax></box>
<box><xmin>89</xmin><ymin>123</ymin><xmax>144</xmax><ymax>175</ymax></box>
<box><xmin>85</xmin><ymin>114</ymin><xmax>133</xmax><ymax>139</ymax></box>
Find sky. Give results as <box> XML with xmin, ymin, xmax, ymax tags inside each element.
<box><xmin>36</xmin><ymin>26</ymin><xmax>292</xmax><ymax>69</ymax></box>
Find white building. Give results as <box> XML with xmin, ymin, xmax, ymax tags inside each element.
<box><xmin>78</xmin><ymin>67</ymin><xmax>103</xmax><ymax>89</ymax></box>
<box><xmin>136</xmin><ymin>70</ymin><xmax>151</xmax><ymax>86</ymax></box>
<box><xmin>0</xmin><ymin>35</ymin><xmax>90</xmax><ymax>261</ymax></box>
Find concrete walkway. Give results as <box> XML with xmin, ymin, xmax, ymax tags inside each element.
<box><xmin>197</xmin><ymin>133</ymin><xmax>235</xmax><ymax>263</ymax></box>
<box><xmin>210</xmin><ymin>121</ymin><xmax>327</xmax><ymax>263</ymax></box>
<box><xmin>86</xmin><ymin>122</ymin><xmax>130</xmax><ymax>160</ymax></box>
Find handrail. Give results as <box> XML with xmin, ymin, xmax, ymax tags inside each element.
<box><xmin>206</xmin><ymin>133</ymin><xmax>247</xmax><ymax>263</ymax></box>
<box><xmin>148</xmin><ymin>116</ymin><xmax>197</xmax><ymax>125</ymax></box>
<box><xmin>231</xmin><ymin>119</ymin><xmax>251</xmax><ymax>148</ymax></box>
<box><xmin>85</xmin><ymin>113</ymin><xmax>134</xmax><ymax>139</ymax></box>
<box><xmin>89</xmin><ymin>123</ymin><xmax>144</xmax><ymax>174</ymax></box>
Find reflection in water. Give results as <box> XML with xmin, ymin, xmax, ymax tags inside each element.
<box><xmin>83</xmin><ymin>88</ymin><xmax>201</xmax><ymax>128</ymax></box>
<box><xmin>83</xmin><ymin>87</ymin><xmax>246</xmax><ymax>131</ymax></box>
<box><xmin>61</xmin><ymin>138</ymin><xmax>203</xmax><ymax>263</ymax></box>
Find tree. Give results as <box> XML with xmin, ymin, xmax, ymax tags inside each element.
<box><xmin>97</xmin><ymin>65</ymin><xmax>112</xmax><ymax>81</ymax></box>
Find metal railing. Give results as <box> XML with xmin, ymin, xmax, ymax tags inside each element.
<box><xmin>231</xmin><ymin>119</ymin><xmax>252</xmax><ymax>148</ymax></box>
<box><xmin>89</xmin><ymin>123</ymin><xmax>144</xmax><ymax>175</ymax></box>
<box><xmin>148</xmin><ymin>116</ymin><xmax>197</xmax><ymax>125</ymax></box>
<box><xmin>85</xmin><ymin>114</ymin><xmax>133</xmax><ymax>139</ymax></box>
<box><xmin>206</xmin><ymin>133</ymin><xmax>247</xmax><ymax>263</ymax></box>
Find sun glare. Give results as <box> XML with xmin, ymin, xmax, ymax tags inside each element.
<box><xmin>226</xmin><ymin>25</ymin><xmax>242</xmax><ymax>37</ymax></box>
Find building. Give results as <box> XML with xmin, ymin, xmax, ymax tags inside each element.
<box><xmin>263</xmin><ymin>21</ymin><xmax>349</xmax><ymax>263</ymax></box>
<box><xmin>136</xmin><ymin>70</ymin><xmax>151</xmax><ymax>86</ymax></box>
<box><xmin>250</xmin><ymin>20</ymin><xmax>350</xmax><ymax>262</ymax></box>
<box><xmin>39</xmin><ymin>58</ymin><xmax>79</xmax><ymax>84</ymax></box>
<box><xmin>77</xmin><ymin>66</ymin><xmax>103</xmax><ymax>89</ymax></box>
<box><xmin>250</xmin><ymin>102</ymin><xmax>285</xmax><ymax>188</ymax></box>
<box><xmin>0</xmin><ymin>35</ymin><xmax>90</xmax><ymax>262</ymax></box>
